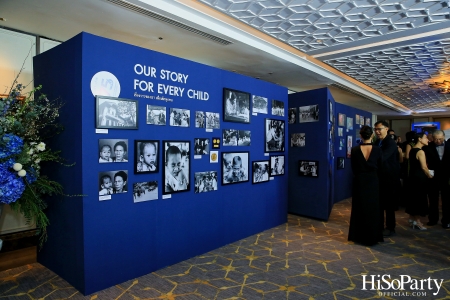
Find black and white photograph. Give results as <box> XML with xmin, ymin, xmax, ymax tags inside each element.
<box><xmin>205</xmin><ymin>112</ymin><xmax>220</xmax><ymax>129</ymax></box>
<box><xmin>290</xmin><ymin>133</ymin><xmax>305</xmax><ymax>147</ymax></box>
<box><xmin>163</xmin><ymin>141</ymin><xmax>190</xmax><ymax>194</ymax></box>
<box><xmin>355</xmin><ymin>114</ymin><xmax>360</xmax><ymax>125</ymax></box>
<box><xmin>338</xmin><ymin>113</ymin><xmax>345</xmax><ymax>127</ymax></box>
<box><xmin>338</xmin><ymin>128</ymin><xmax>343</xmax><ymax>136</ymax></box>
<box><xmin>96</xmin><ymin>96</ymin><xmax>138</xmax><ymax>129</ymax></box>
<box><xmin>146</xmin><ymin>105</ymin><xmax>166</xmax><ymax>125</ymax></box>
<box><xmin>99</xmin><ymin>170</ymin><xmax>128</xmax><ymax>195</ymax></box>
<box><xmin>298</xmin><ymin>161</ymin><xmax>319</xmax><ymax>177</ymax></box>
<box><xmin>169</xmin><ymin>108</ymin><xmax>190</xmax><ymax>127</ymax></box>
<box><xmin>339</xmin><ymin>138</ymin><xmax>345</xmax><ymax>148</ymax></box>
<box><xmin>265</xmin><ymin>119</ymin><xmax>285</xmax><ymax>152</ymax></box>
<box><xmin>238</xmin><ymin>130</ymin><xmax>251</xmax><ymax>146</ymax></box>
<box><xmin>272</xmin><ymin>100</ymin><xmax>284</xmax><ymax>116</ymax></box>
<box><xmin>299</xmin><ymin>104</ymin><xmax>319</xmax><ymax>123</ymax></box>
<box><xmin>270</xmin><ymin>155</ymin><xmax>285</xmax><ymax>176</ymax></box>
<box><xmin>194</xmin><ymin>171</ymin><xmax>218</xmax><ymax>193</ymax></box>
<box><xmin>222</xmin><ymin>152</ymin><xmax>249</xmax><ymax>185</ymax></box>
<box><xmin>223</xmin><ymin>129</ymin><xmax>238</xmax><ymax>146</ymax></box>
<box><xmin>194</xmin><ymin>138</ymin><xmax>209</xmax><ymax>155</ymax></box>
<box><xmin>252</xmin><ymin>95</ymin><xmax>268</xmax><ymax>114</ymax></box>
<box><xmin>337</xmin><ymin>157</ymin><xmax>345</xmax><ymax>169</ymax></box>
<box><xmin>288</xmin><ymin>107</ymin><xmax>297</xmax><ymax>124</ymax></box>
<box><xmin>329</xmin><ymin>100</ymin><xmax>333</xmax><ymax>122</ymax></box>
<box><xmin>195</xmin><ymin>111</ymin><xmax>205</xmax><ymax>128</ymax></box>
<box><xmin>134</xmin><ymin>140</ymin><xmax>159</xmax><ymax>173</ymax></box>
<box><xmin>347</xmin><ymin>117</ymin><xmax>353</xmax><ymax>130</ymax></box>
<box><xmin>365</xmin><ymin>117</ymin><xmax>371</xmax><ymax>126</ymax></box>
<box><xmin>133</xmin><ymin>181</ymin><xmax>158</xmax><ymax>202</ymax></box>
<box><xmin>98</xmin><ymin>139</ymin><xmax>129</xmax><ymax>163</ymax></box>
<box><xmin>223</xmin><ymin>88</ymin><xmax>250</xmax><ymax>124</ymax></box>
<box><xmin>347</xmin><ymin>135</ymin><xmax>352</xmax><ymax>158</ymax></box>
<box><xmin>252</xmin><ymin>160</ymin><xmax>269</xmax><ymax>184</ymax></box>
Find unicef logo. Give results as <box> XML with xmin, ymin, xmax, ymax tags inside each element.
<box><xmin>90</xmin><ymin>71</ymin><xmax>121</xmax><ymax>97</ymax></box>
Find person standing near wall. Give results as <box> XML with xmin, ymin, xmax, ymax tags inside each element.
<box><xmin>423</xmin><ymin>130</ymin><xmax>450</xmax><ymax>228</ymax></box>
<box><xmin>374</xmin><ymin>120</ymin><xmax>401</xmax><ymax>237</ymax></box>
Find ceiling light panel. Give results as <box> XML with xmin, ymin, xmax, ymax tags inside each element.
<box><xmin>199</xmin><ymin>0</ymin><xmax>450</xmax><ymax>52</ymax></box>
<box><xmin>325</xmin><ymin>38</ymin><xmax>450</xmax><ymax>111</ymax></box>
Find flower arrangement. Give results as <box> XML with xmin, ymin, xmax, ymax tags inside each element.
<box><xmin>0</xmin><ymin>79</ymin><xmax>65</xmax><ymax>247</ymax></box>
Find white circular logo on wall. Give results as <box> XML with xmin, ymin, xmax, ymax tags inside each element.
<box><xmin>90</xmin><ymin>71</ymin><xmax>121</xmax><ymax>97</ymax></box>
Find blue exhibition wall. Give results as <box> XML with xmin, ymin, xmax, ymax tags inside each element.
<box><xmin>34</xmin><ymin>32</ymin><xmax>288</xmax><ymax>295</ymax></box>
<box><xmin>334</xmin><ymin>102</ymin><xmax>372</xmax><ymax>203</ymax></box>
<box><xmin>287</xmin><ymin>88</ymin><xmax>334</xmax><ymax>220</ymax></box>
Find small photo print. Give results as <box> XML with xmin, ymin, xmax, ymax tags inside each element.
<box><xmin>195</xmin><ymin>111</ymin><xmax>205</xmax><ymax>128</ymax></box>
<box><xmin>170</xmin><ymin>108</ymin><xmax>190</xmax><ymax>127</ymax></box>
<box><xmin>146</xmin><ymin>105</ymin><xmax>166</xmax><ymax>125</ymax></box>
<box><xmin>194</xmin><ymin>138</ymin><xmax>209</xmax><ymax>155</ymax></box>
<box><xmin>252</xmin><ymin>95</ymin><xmax>268</xmax><ymax>114</ymax></box>
<box><xmin>238</xmin><ymin>130</ymin><xmax>251</xmax><ymax>146</ymax></box>
<box><xmin>224</xmin><ymin>88</ymin><xmax>250</xmax><ymax>123</ymax></box>
<box><xmin>96</xmin><ymin>96</ymin><xmax>138</xmax><ymax>129</ymax></box>
<box><xmin>270</xmin><ymin>155</ymin><xmax>285</xmax><ymax>176</ymax></box>
<box><xmin>299</xmin><ymin>105</ymin><xmax>319</xmax><ymax>123</ymax></box>
<box><xmin>288</xmin><ymin>107</ymin><xmax>297</xmax><ymax>124</ymax></box>
<box><xmin>338</xmin><ymin>128</ymin><xmax>343</xmax><ymax>136</ymax></box>
<box><xmin>347</xmin><ymin>135</ymin><xmax>353</xmax><ymax>158</ymax></box>
<box><xmin>194</xmin><ymin>171</ymin><xmax>218</xmax><ymax>193</ymax></box>
<box><xmin>298</xmin><ymin>161</ymin><xmax>319</xmax><ymax>177</ymax></box>
<box><xmin>99</xmin><ymin>170</ymin><xmax>128</xmax><ymax>195</ymax></box>
<box><xmin>339</xmin><ymin>138</ymin><xmax>345</xmax><ymax>148</ymax></box>
<box><xmin>365</xmin><ymin>117</ymin><xmax>371</xmax><ymax>126</ymax></box>
<box><xmin>338</xmin><ymin>113</ymin><xmax>346</xmax><ymax>127</ymax></box>
<box><xmin>291</xmin><ymin>133</ymin><xmax>305</xmax><ymax>147</ymax></box>
<box><xmin>272</xmin><ymin>100</ymin><xmax>284</xmax><ymax>116</ymax></box>
<box><xmin>355</xmin><ymin>115</ymin><xmax>360</xmax><ymax>125</ymax></box>
<box><xmin>206</xmin><ymin>112</ymin><xmax>220</xmax><ymax>129</ymax></box>
<box><xmin>223</xmin><ymin>129</ymin><xmax>238</xmax><ymax>146</ymax></box>
<box><xmin>134</xmin><ymin>140</ymin><xmax>159</xmax><ymax>173</ymax></box>
<box><xmin>99</xmin><ymin>139</ymin><xmax>129</xmax><ymax>163</ymax></box>
<box><xmin>222</xmin><ymin>152</ymin><xmax>249</xmax><ymax>184</ymax></box>
<box><xmin>133</xmin><ymin>181</ymin><xmax>158</xmax><ymax>202</ymax></box>
<box><xmin>347</xmin><ymin>117</ymin><xmax>353</xmax><ymax>130</ymax></box>
<box><xmin>337</xmin><ymin>157</ymin><xmax>345</xmax><ymax>169</ymax></box>
<box><xmin>265</xmin><ymin>119</ymin><xmax>285</xmax><ymax>152</ymax></box>
<box><xmin>252</xmin><ymin>160</ymin><xmax>269</xmax><ymax>184</ymax></box>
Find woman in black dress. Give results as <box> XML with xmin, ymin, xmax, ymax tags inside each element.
<box><xmin>405</xmin><ymin>132</ymin><xmax>433</xmax><ymax>230</ymax></box>
<box><xmin>348</xmin><ymin>125</ymin><xmax>384</xmax><ymax>246</ymax></box>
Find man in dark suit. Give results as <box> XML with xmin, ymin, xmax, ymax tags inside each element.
<box><xmin>374</xmin><ymin>120</ymin><xmax>401</xmax><ymax>236</ymax></box>
<box><xmin>423</xmin><ymin>130</ymin><xmax>450</xmax><ymax>229</ymax></box>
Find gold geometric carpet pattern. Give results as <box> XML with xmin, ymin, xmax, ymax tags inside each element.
<box><xmin>1</xmin><ymin>199</ymin><xmax>450</xmax><ymax>299</ymax></box>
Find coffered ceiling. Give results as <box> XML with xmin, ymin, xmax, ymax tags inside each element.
<box><xmin>1</xmin><ymin>0</ymin><xmax>450</xmax><ymax>116</ymax></box>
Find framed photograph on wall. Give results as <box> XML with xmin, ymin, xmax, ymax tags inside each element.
<box><xmin>299</xmin><ymin>105</ymin><xmax>319</xmax><ymax>123</ymax></box>
<box><xmin>265</xmin><ymin>118</ymin><xmax>285</xmax><ymax>152</ymax></box>
<box><xmin>238</xmin><ymin>130</ymin><xmax>251</xmax><ymax>146</ymax></box>
<box><xmin>365</xmin><ymin>117</ymin><xmax>371</xmax><ymax>126</ymax></box>
<box><xmin>272</xmin><ymin>100</ymin><xmax>284</xmax><ymax>116</ymax></box>
<box><xmin>99</xmin><ymin>170</ymin><xmax>128</xmax><ymax>195</ymax></box>
<box><xmin>270</xmin><ymin>155</ymin><xmax>285</xmax><ymax>176</ymax></box>
<box><xmin>347</xmin><ymin>117</ymin><xmax>353</xmax><ymax>130</ymax></box>
<box><xmin>337</xmin><ymin>157</ymin><xmax>345</xmax><ymax>169</ymax></box>
<box><xmin>206</xmin><ymin>112</ymin><xmax>220</xmax><ymax>129</ymax></box>
<box><xmin>99</xmin><ymin>139</ymin><xmax>129</xmax><ymax>163</ymax></box>
<box><xmin>169</xmin><ymin>108</ymin><xmax>190</xmax><ymax>127</ymax></box>
<box><xmin>134</xmin><ymin>140</ymin><xmax>159</xmax><ymax>173</ymax></box>
<box><xmin>355</xmin><ymin>115</ymin><xmax>360</xmax><ymax>125</ymax></box>
<box><xmin>298</xmin><ymin>161</ymin><xmax>319</xmax><ymax>177</ymax></box>
<box><xmin>195</xmin><ymin>111</ymin><xmax>205</xmax><ymax>128</ymax></box>
<box><xmin>223</xmin><ymin>129</ymin><xmax>238</xmax><ymax>146</ymax></box>
<box><xmin>222</xmin><ymin>151</ymin><xmax>249</xmax><ymax>185</ymax></box>
<box><xmin>291</xmin><ymin>133</ymin><xmax>305</xmax><ymax>147</ymax></box>
<box><xmin>146</xmin><ymin>105</ymin><xmax>166</xmax><ymax>125</ymax></box>
<box><xmin>223</xmin><ymin>88</ymin><xmax>250</xmax><ymax>123</ymax></box>
<box><xmin>347</xmin><ymin>135</ymin><xmax>352</xmax><ymax>158</ymax></box>
<box><xmin>194</xmin><ymin>138</ymin><xmax>209</xmax><ymax>155</ymax></box>
<box><xmin>288</xmin><ymin>107</ymin><xmax>297</xmax><ymax>124</ymax></box>
<box><xmin>252</xmin><ymin>95</ymin><xmax>268</xmax><ymax>114</ymax></box>
<box><xmin>252</xmin><ymin>160</ymin><xmax>269</xmax><ymax>184</ymax></box>
<box><xmin>163</xmin><ymin>141</ymin><xmax>190</xmax><ymax>194</ymax></box>
<box><xmin>96</xmin><ymin>96</ymin><xmax>138</xmax><ymax>129</ymax></box>
<box><xmin>133</xmin><ymin>181</ymin><xmax>158</xmax><ymax>202</ymax></box>
<box><xmin>338</xmin><ymin>113</ymin><xmax>345</xmax><ymax>127</ymax></box>
<box><xmin>194</xmin><ymin>171</ymin><xmax>218</xmax><ymax>193</ymax></box>
<box><xmin>329</xmin><ymin>100</ymin><xmax>333</xmax><ymax>122</ymax></box>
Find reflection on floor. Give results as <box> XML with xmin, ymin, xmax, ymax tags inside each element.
<box><xmin>1</xmin><ymin>199</ymin><xmax>450</xmax><ymax>299</ymax></box>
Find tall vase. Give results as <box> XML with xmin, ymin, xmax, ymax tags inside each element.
<box><xmin>0</xmin><ymin>203</ymin><xmax>3</xmax><ymax>251</ymax></box>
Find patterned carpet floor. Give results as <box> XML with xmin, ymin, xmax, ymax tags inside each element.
<box><xmin>1</xmin><ymin>199</ymin><xmax>450</xmax><ymax>299</ymax></box>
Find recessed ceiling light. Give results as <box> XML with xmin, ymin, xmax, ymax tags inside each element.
<box><xmin>316</xmin><ymin>39</ymin><xmax>323</xmax><ymax>43</ymax></box>
<box><xmin>158</xmin><ymin>37</ymin><xmax>163</xmax><ymax>40</ymax></box>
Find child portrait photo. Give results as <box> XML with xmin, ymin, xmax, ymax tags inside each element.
<box><xmin>163</xmin><ymin>141</ymin><xmax>190</xmax><ymax>194</ymax></box>
<box><xmin>134</xmin><ymin>140</ymin><xmax>159</xmax><ymax>173</ymax></box>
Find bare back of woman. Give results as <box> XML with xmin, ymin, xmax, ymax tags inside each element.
<box><xmin>360</xmin><ymin>144</ymin><xmax>373</xmax><ymax>161</ymax></box>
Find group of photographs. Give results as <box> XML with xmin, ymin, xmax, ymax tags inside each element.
<box><xmin>96</xmin><ymin>87</ymin><xmax>286</xmax><ymax>202</ymax></box>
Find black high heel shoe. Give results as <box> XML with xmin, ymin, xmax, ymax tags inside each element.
<box><xmin>412</xmin><ymin>221</ymin><xmax>427</xmax><ymax>230</ymax></box>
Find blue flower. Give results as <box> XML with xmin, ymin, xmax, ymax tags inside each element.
<box><xmin>0</xmin><ymin>160</ymin><xmax>25</xmax><ymax>204</ymax></box>
<box><xmin>0</xmin><ymin>134</ymin><xmax>23</xmax><ymax>159</ymax></box>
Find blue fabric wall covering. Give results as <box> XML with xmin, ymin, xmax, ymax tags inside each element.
<box><xmin>34</xmin><ymin>32</ymin><xmax>288</xmax><ymax>295</ymax></box>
